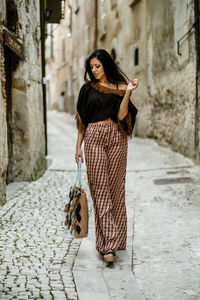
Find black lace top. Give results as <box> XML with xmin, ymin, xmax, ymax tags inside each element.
<box><xmin>75</xmin><ymin>81</ymin><xmax>138</xmax><ymax>137</ymax></box>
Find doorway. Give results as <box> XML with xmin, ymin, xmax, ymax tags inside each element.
<box><xmin>4</xmin><ymin>47</ymin><xmax>20</xmax><ymax>184</ymax></box>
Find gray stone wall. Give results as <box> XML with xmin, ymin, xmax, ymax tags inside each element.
<box><xmin>0</xmin><ymin>0</ymin><xmax>46</xmax><ymax>204</ymax></box>
<box><xmin>0</xmin><ymin>31</ymin><xmax>8</xmax><ymax>205</ymax></box>
<box><xmin>145</xmin><ymin>0</ymin><xmax>196</xmax><ymax>159</ymax></box>
<box><xmin>0</xmin><ymin>1</ymin><xmax>8</xmax><ymax>204</ymax></box>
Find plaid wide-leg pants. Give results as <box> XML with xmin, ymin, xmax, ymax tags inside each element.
<box><xmin>84</xmin><ymin>122</ymin><xmax>128</xmax><ymax>255</ymax></box>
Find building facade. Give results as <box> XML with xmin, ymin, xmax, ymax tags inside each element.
<box><xmin>0</xmin><ymin>0</ymin><xmax>46</xmax><ymax>204</ymax></box>
<box><xmin>46</xmin><ymin>0</ymin><xmax>96</xmax><ymax>114</ymax></box>
<box><xmin>97</xmin><ymin>0</ymin><xmax>199</xmax><ymax>162</ymax></box>
<box><xmin>46</xmin><ymin>0</ymin><xmax>200</xmax><ymax>163</ymax></box>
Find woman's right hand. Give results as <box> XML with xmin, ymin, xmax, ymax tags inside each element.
<box><xmin>75</xmin><ymin>147</ymin><xmax>84</xmax><ymax>164</ymax></box>
<box><xmin>127</xmin><ymin>79</ymin><xmax>139</xmax><ymax>92</ymax></box>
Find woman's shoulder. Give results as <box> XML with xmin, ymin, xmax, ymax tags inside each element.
<box><xmin>78</xmin><ymin>82</ymin><xmax>91</xmax><ymax>94</ymax></box>
<box><xmin>117</xmin><ymin>82</ymin><xmax>127</xmax><ymax>91</ymax></box>
<box><xmin>80</xmin><ymin>82</ymin><xmax>89</xmax><ymax>89</ymax></box>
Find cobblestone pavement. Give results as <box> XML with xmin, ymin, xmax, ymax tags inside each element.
<box><xmin>1</xmin><ymin>111</ymin><xmax>200</xmax><ymax>300</ymax></box>
<box><xmin>0</xmin><ymin>169</ymin><xmax>85</xmax><ymax>299</ymax></box>
<box><xmin>128</xmin><ymin>140</ymin><xmax>200</xmax><ymax>300</ymax></box>
<box><xmin>0</xmin><ymin>111</ymin><xmax>91</xmax><ymax>299</ymax></box>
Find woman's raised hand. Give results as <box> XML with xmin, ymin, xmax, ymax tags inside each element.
<box><xmin>127</xmin><ymin>79</ymin><xmax>139</xmax><ymax>92</ymax></box>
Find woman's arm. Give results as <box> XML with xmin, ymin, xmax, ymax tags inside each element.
<box><xmin>118</xmin><ymin>89</ymin><xmax>132</xmax><ymax>120</ymax></box>
<box><xmin>117</xmin><ymin>79</ymin><xmax>138</xmax><ymax>120</ymax></box>
<box><xmin>75</xmin><ymin>129</ymin><xmax>84</xmax><ymax>164</ymax></box>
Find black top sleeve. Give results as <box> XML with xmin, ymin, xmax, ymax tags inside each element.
<box><xmin>75</xmin><ymin>84</ymin><xmax>88</xmax><ymax>135</ymax></box>
<box><xmin>117</xmin><ymin>99</ymin><xmax>138</xmax><ymax>137</ymax></box>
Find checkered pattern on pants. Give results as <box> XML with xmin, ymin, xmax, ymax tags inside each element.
<box><xmin>84</xmin><ymin>122</ymin><xmax>128</xmax><ymax>255</ymax></box>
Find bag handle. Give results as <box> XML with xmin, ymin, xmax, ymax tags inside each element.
<box><xmin>75</xmin><ymin>158</ymin><xmax>82</xmax><ymax>187</ymax></box>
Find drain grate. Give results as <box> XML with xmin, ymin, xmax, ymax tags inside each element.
<box><xmin>154</xmin><ymin>177</ymin><xmax>192</xmax><ymax>185</ymax></box>
<box><xmin>166</xmin><ymin>170</ymin><xmax>190</xmax><ymax>175</ymax></box>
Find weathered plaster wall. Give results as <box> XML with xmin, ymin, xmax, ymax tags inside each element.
<box><xmin>9</xmin><ymin>0</ymin><xmax>46</xmax><ymax>181</ymax></box>
<box><xmin>0</xmin><ymin>32</ymin><xmax>8</xmax><ymax>205</ymax></box>
<box><xmin>0</xmin><ymin>0</ymin><xmax>46</xmax><ymax>204</ymax></box>
<box><xmin>0</xmin><ymin>2</ymin><xmax>8</xmax><ymax>204</ymax></box>
<box><xmin>146</xmin><ymin>0</ymin><xmax>196</xmax><ymax>159</ymax></box>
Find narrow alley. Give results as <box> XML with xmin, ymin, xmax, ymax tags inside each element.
<box><xmin>0</xmin><ymin>111</ymin><xmax>200</xmax><ymax>300</ymax></box>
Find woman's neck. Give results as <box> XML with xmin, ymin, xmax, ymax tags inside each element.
<box><xmin>98</xmin><ymin>76</ymin><xmax>109</xmax><ymax>84</ymax></box>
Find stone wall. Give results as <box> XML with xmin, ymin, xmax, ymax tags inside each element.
<box><xmin>0</xmin><ymin>0</ymin><xmax>46</xmax><ymax>204</ymax></box>
<box><xmin>0</xmin><ymin>29</ymin><xmax>8</xmax><ymax>205</ymax></box>
<box><xmin>145</xmin><ymin>0</ymin><xmax>196</xmax><ymax>159</ymax></box>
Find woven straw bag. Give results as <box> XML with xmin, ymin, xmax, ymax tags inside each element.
<box><xmin>64</xmin><ymin>159</ymin><xmax>88</xmax><ymax>238</ymax></box>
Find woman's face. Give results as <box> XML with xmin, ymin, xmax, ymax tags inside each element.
<box><xmin>90</xmin><ymin>57</ymin><xmax>106</xmax><ymax>81</ymax></box>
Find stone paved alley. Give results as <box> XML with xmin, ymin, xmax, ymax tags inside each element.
<box><xmin>0</xmin><ymin>110</ymin><xmax>200</xmax><ymax>300</ymax></box>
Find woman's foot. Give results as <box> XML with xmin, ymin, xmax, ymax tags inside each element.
<box><xmin>103</xmin><ymin>250</ymin><xmax>115</xmax><ymax>263</ymax></box>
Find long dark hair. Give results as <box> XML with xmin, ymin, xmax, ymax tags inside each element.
<box><xmin>84</xmin><ymin>49</ymin><xmax>129</xmax><ymax>84</ymax></box>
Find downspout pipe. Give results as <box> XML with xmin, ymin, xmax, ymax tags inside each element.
<box><xmin>94</xmin><ymin>0</ymin><xmax>98</xmax><ymax>49</ymax></box>
<box><xmin>40</xmin><ymin>0</ymin><xmax>48</xmax><ymax>156</ymax></box>
<box><xmin>194</xmin><ymin>0</ymin><xmax>200</xmax><ymax>162</ymax></box>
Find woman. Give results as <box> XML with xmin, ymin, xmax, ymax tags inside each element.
<box><xmin>75</xmin><ymin>49</ymin><xmax>138</xmax><ymax>263</ymax></box>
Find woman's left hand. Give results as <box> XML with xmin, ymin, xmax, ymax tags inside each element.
<box><xmin>127</xmin><ymin>79</ymin><xmax>139</xmax><ymax>92</ymax></box>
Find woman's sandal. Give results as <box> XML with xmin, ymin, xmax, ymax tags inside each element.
<box><xmin>103</xmin><ymin>250</ymin><xmax>116</xmax><ymax>263</ymax></box>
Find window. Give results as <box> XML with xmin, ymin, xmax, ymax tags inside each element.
<box><xmin>111</xmin><ymin>0</ymin><xmax>117</xmax><ymax>9</ymax></box>
<box><xmin>129</xmin><ymin>43</ymin><xmax>140</xmax><ymax>73</ymax></box>
<box><xmin>6</xmin><ymin>0</ymin><xmax>18</xmax><ymax>33</ymax></box>
<box><xmin>129</xmin><ymin>0</ymin><xmax>140</xmax><ymax>7</ymax></box>
<box><xmin>45</xmin><ymin>24</ymin><xmax>54</xmax><ymax>60</ymax></box>
<box><xmin>134</xmin><ymin>48</ymin><xmax>139</xmax><ymax>65</ymax></box>
<box><xmin>61</xmin><ymin>0</ymin><xmax>66</xmax><ymax>19</ymax></box>
<box><xmin>67</xmin><ymin>7</ymin><xmax>72</xmax><ymax>37</ymax></box>
<box><xmin>62</xmin><ymin>37</ymin><xmax>66</xmax><ymax>63</ymax></box>
<box><xmin>85</xmin><ymin>25</ymin><xmax>90</xmax><ymax>56</ymax></box>
<box><xmin>50</xmin><ymin>24</ymin><xmax>54</xmax><ymax>58</ymax></box>
<box><xmin>174</xmin><ymin>1</ymin><xmax>189</xmax><ymax>65</ymax></box>
<box><xmin>111</xmin><ymin>48</ymin><xmax>116</xmax><ymax>62</ymax></box>
<box><xmin>101</xmin><ymin>0</ymin><xmax>106</xmax><ymax>37</ymax></box>
<box><xmin>75</xmin><ymin>0</ymin><xmax>79</xmax><ymax>13</ymax></box>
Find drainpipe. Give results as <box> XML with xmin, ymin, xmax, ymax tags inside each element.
<box><xmin>194</xmin><ymin>0</ymin><xmax>200</xmax><ymax>162</ymax></box>
<box><xmin>40</xmin><ymin>0</ymin><xmax>48</xmax><ymax>156</ymax></box>
<box><xmin>94</xmin><ymin>0</ymin><xmax>98</xmax><ymax>49</ymax></box>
